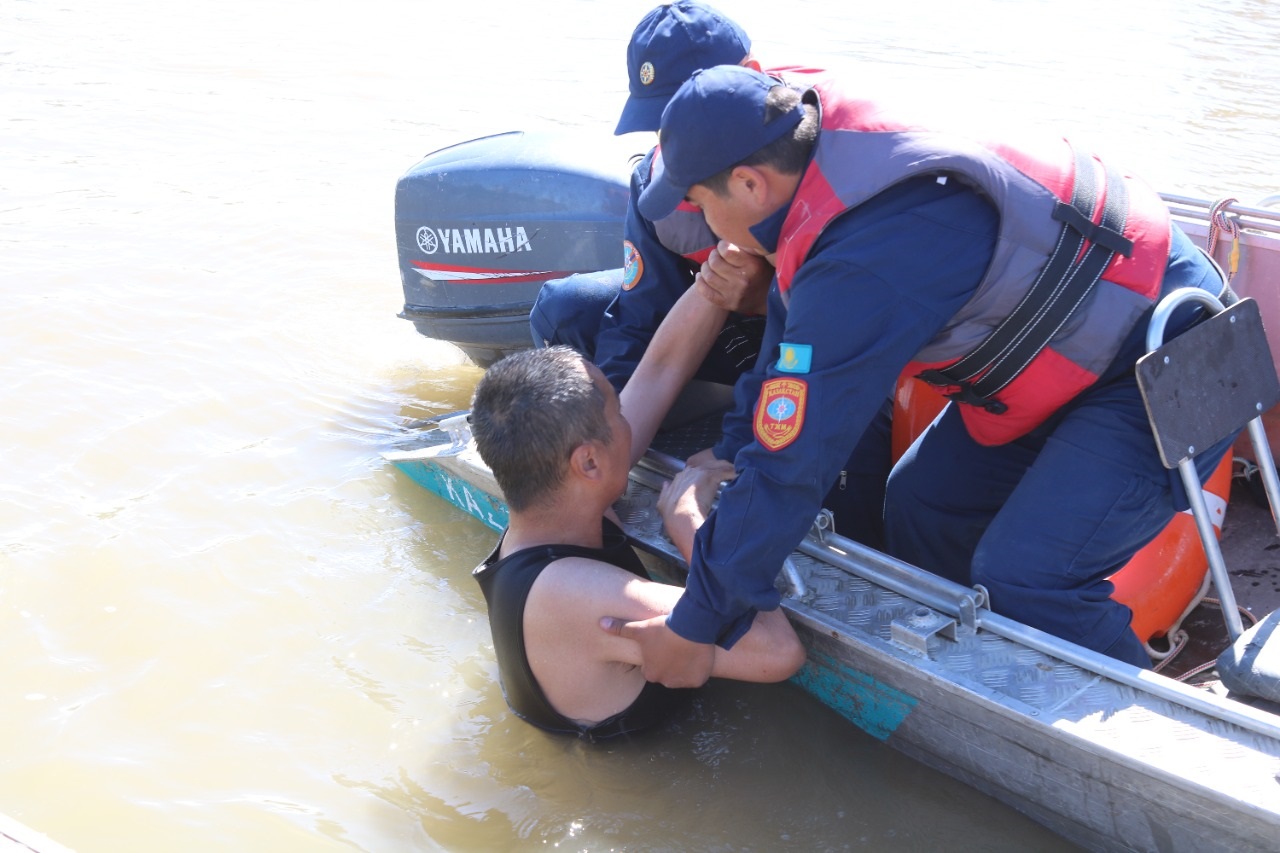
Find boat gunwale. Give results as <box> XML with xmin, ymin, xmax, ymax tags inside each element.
<box><xmin>1161</xmin><ymin>193</ymin><xmax>1280</xmax><ymax>236</ymax></box>
<box><xmin>395</xmin><ymin>440</ymin><xmax>1280</xmax><ymax>746</ymax></box>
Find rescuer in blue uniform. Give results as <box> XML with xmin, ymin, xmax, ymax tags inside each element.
<box><xmin>602</xmin><ymin>66</ymin><xmax>1233</xmax><ymax>679</ymax></box>
<box><xmin>530</xmin><ymin>0</ymin><xmax>773</xmax><ymax>390</ymax></box>
<box><xmin>531</xmin><ymin>3</ymin><xmax>894</xmax><ymax>549</ymax></box>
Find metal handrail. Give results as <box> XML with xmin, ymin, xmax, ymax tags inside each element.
<box><xmin>798</xmin><ymin>527</ymin><xmax>1280</xmax><ymax>743</ymax></box>
<box><xmin>1160</xmin><ymin>193</ymin><xmax>1280</xmax><ymax>236</ymax></box>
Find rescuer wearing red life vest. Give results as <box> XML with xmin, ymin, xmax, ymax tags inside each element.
<box><xmin>603</xmin><ymin>65</ymin><xmax>1234</xmax><ymax>681</ymax></box>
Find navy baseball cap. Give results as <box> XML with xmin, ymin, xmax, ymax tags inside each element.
<box><xmin>638</xmin><ymin>65</ymin><xmax>805</xmax><ymax>221</ymax></box>
<box><xmin>614</xmin><ymin>1</ymin><xmax>752</xmax><ymax>136</ymax></box>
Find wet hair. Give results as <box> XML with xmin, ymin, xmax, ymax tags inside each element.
<box><xmin>701</xmin><ymin>86</ymin><xmax>819</xmax><ymax>195</ymax></box>
<box><xmin>470</xmin><ymin>346</ymin><xmax>612</xmax><ymax>512</ymax></box>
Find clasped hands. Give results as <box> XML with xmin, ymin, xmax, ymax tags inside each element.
<box><xmin>694</xmin><ymin>240</ymin><xmax>772</xmax><ymax>316</ymax></box>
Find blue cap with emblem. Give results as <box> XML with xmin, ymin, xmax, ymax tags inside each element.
<box><xmin>638</xmin><ymin>64</ymin><xmax>805</xmax><ymax>221</ymax></box>
<box><xmin>615</xmin><ymin>1</ymin><xmax>752</xmax><ymax>136</ymax></box>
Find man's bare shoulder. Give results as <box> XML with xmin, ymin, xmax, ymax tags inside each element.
<box><xmin>529</xmin><ymin>555</ymin><xmax>679</xmax><ymax>614</ymax></box>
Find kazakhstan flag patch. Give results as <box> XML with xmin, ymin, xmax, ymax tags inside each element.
<box><xmin>777</xmin><ymin>343</ymin><xmax>812</xmax><ymax>374</ymax></box>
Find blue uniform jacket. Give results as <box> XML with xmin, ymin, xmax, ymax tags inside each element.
<box><xmin>669</xmin><ymin>174</ymin><xmax>1218</xmax><ymax>647</ymax></box>
<box><xmin>594</xmin><ymin>148</ymin><xmax>706</xmax><ymax>392</ymax></box>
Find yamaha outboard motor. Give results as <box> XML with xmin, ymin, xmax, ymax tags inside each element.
<box><xmin>394</xmin><ymin>131</ymin><xmax>633</xmax><ymax>366</ymax></box>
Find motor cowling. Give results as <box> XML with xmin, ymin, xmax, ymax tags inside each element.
<box><xmin>394</xmin><ymin>131</ymin><xmax>634</xmax><ymax>366</ymax></box>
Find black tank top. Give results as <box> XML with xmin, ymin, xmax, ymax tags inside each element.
<box><xmin>473</xmin><ymin>519</ymin><xmax>692</xmax><ymax>741</ymax></box>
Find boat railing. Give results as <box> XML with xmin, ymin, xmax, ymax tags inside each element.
<box><xmin>797</xmin><ymin>526</ymin><xmax>1280</xmax><ymax>743</ymax></box>
<box><xmin>639</xmin><ymin>438</ymin><xmax>1280</xmax><ymax>741</ymax></box>
<box><xmin>1161</xmin><ymin>193</ymin><xmax>1280</xmax><ymax>237</ymax></box>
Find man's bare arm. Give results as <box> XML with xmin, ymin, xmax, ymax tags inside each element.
<box><xmin>599</xmin><ymin>465</ymin><xmax>805</xmax><ymax>688</ymax></box>
<box><xmin>619</xmin><ymin>282</ymin><xmax>727</xmax><ymax>465</ymax></box>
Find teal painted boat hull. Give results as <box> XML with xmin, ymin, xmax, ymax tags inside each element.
<box><xmin>383</xmin><ymin>426</ymin><xmax>1280</xmax><ymax>852</ymax></box>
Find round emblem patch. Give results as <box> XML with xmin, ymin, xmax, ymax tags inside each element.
<box><xmin>754</xmin><ymin>378</ymin><xmax>808</xmax><ymax>451</ymax></box>
<box><xmin>639</xmin><ymin>61</ymin><xmax>655</xmax><ymax>86</ymax></box>
<box><xmin>622</xmin><ymin>240</ymin><xmax>644</xmax><ymax>290</ymax></box>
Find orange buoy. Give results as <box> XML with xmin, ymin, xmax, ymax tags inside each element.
<box><xmin>889</xmin><ymin>370</ymin><xmax>1227</xmax><ymax>651</ymax></box>
<box><xmin>1110</xmin><ymin>454</ymin><xmax>1231</xmax><ymax>651</ymax></box>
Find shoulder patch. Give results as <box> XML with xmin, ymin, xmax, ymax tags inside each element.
<box><xmin>622</xmin><ymin>240</ymin><xmax>644</xmax><ymax>291</ymax></box>
<box><xmin>754</xmin><ymin>378</ymin><xmax>808</xmax><ymax>451</ymax></box>
<box><xmin>777</xmin><ymin>343</ymin><xmax>813</xmax><ymax>374</ymax></box>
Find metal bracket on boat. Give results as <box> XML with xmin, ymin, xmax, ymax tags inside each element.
<box><xmin>429</xmin><ymin>412</ymin><xmax>473</xmax><ymax>455</ymax></box>
<box><xmin>958</xmin><ymin>583</ymin><xmax>988</xmax><ymax>635</ymax></box>
<box><xmin>891</xmin><ymin>606</ymin><xmax>960</xmax><ymax>655</ymax></box>
<box><xmin>810</xmin><ymin>508</ymin><xmax>836</xmax><ymax>544</ymax></box>
<box><xmin>889</xmin><ymin>584</ymin><xmax>988</xmax><ymax>655</ymax></box>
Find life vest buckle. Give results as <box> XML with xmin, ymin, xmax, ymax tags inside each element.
<box><xmin>915</xmin><ymin>370</ymin><xmax>1008</xmax><ymax>415</ymax></box>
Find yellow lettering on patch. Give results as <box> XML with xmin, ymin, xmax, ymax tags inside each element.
<box><xmin>754</xmin><ymin>378</ymin><xmax>808</xmax><ymax>451</ymax></box>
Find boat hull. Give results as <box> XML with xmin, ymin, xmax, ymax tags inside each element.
<box><xmin>386</xmin><ymin>426</ymin><xmax>1280</xmax><ymax>852</ymax></box>
<box><xmin>384</xmin><ymin>174</ymin><xmax>1280</xmax><ymax>849</ymax></box>
<box><xmin>788</xmin><ymin>559</ymin><xmax>1280</xmax><ymax>852</ymax></box>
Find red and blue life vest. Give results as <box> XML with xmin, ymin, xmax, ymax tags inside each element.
<box><xmin>773</xmin><ymin>78</ymin><xmax>1172</xmax><ymax>445</ymax></box>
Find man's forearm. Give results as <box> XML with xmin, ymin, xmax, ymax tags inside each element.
<box><xmin>620</xmin><ymin>287</ymin><xmax>729</xmax><ymax>464</ymax></box>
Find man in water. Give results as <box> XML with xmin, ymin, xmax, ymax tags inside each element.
<box><xmin>471</xmin><ymin>300</ymin><xmax>804</xmax><ymax>739</ymax></box>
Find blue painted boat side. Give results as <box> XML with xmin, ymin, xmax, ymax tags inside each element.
<box><xmin>791</xmin><ymin>650</ymin><xmax>919</xmax><ymax>741</ymax></box>
<box><xmin>385</xmin><ymin>440</ymin><xmax>1280</xmax><ymax>851</ymax></box>
<box><xmin>392</xmin><ymin>459</ymin><xmax>508</xmax><ymax>534</ymax></box>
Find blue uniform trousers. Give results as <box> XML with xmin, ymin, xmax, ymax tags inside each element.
<box><xmin>529</xmin><ymin>269</ymin><xmax>622</xmax><ymax>359</ymax></box>
<box><xmin>821</xmin><ymin>396</ymin><xmax>894</xmax><ymax>552</ymax></box>
<box><xmin>883</xmin><ymin>367</ymin><xmax>1229</xmax><ymax>669</ymax></box>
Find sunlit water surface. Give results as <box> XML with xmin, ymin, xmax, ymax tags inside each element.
<box><xmin>2</xmin><ymin>0</ymin><xmax>1277</xmax><ymax>849</ymax></box>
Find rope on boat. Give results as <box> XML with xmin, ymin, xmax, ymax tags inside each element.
<box><xmin>1151</xmin><ymin>630</ymin><xmax>1190</xmax><ymax>674</ymax></box>
<box><xmin>1206</xmin><ymin>196</ymin><xmax>1241</xmax><ymax>282</ymax></box>
<box><xmin>1152</xmin><ymin>597</ymin><xmax>1262</xmax><ymax>683</ymax></box>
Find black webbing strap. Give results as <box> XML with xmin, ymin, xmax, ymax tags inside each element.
<box><xmin>917</xmin><ymin>151</ymin><xmax>1133</xmax><ymax>413</ymax></box>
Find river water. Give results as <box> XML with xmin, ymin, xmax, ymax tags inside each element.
<box><xmin>2</xmin><ymin>0</ymin><xmax>1277</xmax><ymax>850</ymax></box>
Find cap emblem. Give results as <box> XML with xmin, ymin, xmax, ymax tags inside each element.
<box><xmin>639</xmin><ymin>61</ymin><xmax>655</xmax><ymax>86</ymax></box>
